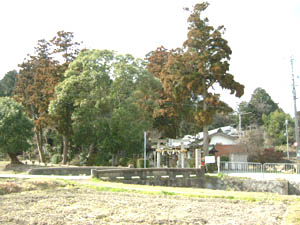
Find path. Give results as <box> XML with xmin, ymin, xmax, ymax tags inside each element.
<box><xmin>0</xmin><ymin>173</ymin><xmax>90</xmax><ymax>180</ymax></box>
<box><xmin>225</xmin><ymin>172</ymin><xmax>300</xmax><ymax>181</ymax></box>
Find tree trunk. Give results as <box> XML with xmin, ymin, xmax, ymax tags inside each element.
<box><xmin>35</xmin><ymin>128</ymin><xmax>45</xmax><ymax>163</ymax></box>
<box><xmin>203</xmin><ymin>125</ymin><xmax>209</xmax><ymax>156</ymax></box>
<box><xmin>88</xmin><ymin>144</ymin><xmax>94</xmax><ymax>156</ymax></box>
<box><xmin>111</xmin><ymin>154</ymin><xmax>114</xmax><ymax>166</ymax></box>
<box><xmin>86</xmin><ymin>144</ymin><xmax>95</xmax><ymax>166</ymax></box>
<box><xmin>8</xmin><ymin>152</ymin><xmax>22</xmax><ymax>164</ymax></box>
<box><xmin>202</xmin><ymin>78</ymin><xmax>209</xmax><ymax>156</ymax></box>
<box><xmin>62</xmin><ymin>135</ymin><xmax>69</xmax><ymax>165</ymax></box>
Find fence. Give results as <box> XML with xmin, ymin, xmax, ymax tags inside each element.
<box><xmin>263</xmin><ymin>163</ymin><xmax>298</xmax><ymax>174</ymax></box>
<box><xmin>219</xmin><ymin>161</ymin><xmax>299</xmax><ymax>174</ymax></box>
<box><xmin>220</xmin><ymin>162</ymin><xmax>262</xmax><ymax>173</ymax></box>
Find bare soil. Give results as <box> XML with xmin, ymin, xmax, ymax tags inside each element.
<box><xmin>0</xmin><ymin>179</ymin><xmax>290</xmax><ymax>225</ymax></box>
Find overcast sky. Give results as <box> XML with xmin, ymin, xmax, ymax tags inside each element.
<box><xmin>0</xmin><ymin>0</ymin><xmax>300</xmax><ymax>115</ymax></box>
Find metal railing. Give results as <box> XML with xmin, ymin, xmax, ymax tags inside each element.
<box><xmin>219</xmin><ymin>162</ymin><xmax>262</xmax><ymax>173</ymax></box>
<box><xmin>263</xmin><ymin>163</ymin><xmax>298</xmax><ymax>174</ymax></box>
<box><xmin>219</xmin><ymin>161</ymin><xmax>299</xmax><ymax>174</ymax></box>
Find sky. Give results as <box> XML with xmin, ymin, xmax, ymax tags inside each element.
<box><xmin>0</xmin><ymin>0</ymin><xmax>300</xmax><ymax>115</ymax></box>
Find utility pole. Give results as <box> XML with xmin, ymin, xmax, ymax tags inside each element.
<box><xmin>291</xmin><ymin>57</ymin><xmax>300</xmax><ymax>160</ymax></box>
<box><xmin>285</xmin><ymin>119</ymin><xmax>289</xmax><ymax>159</ymax></box>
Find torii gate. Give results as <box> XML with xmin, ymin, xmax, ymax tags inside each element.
<box><xmin>151</xmin><ymin>139</ymin><xmax>202</xmax><ymax>168</ymax></box>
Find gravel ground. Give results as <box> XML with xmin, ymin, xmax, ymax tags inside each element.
<box><xmin>0</xmin><ymin>186</ymin><xmax>287</xmax><ymax>225</ymax></box>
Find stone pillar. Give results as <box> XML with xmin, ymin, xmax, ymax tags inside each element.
<box><xmin>180</xmin><ymin>141</ymin><xmax>185</xmax><ymax>168</ymax></box>
<box><xmin>157</xmin><ymin>152</ymin><xmax>161</xmax><ymax>168</ymax></box>
<box><xmin>181</xmin><ymin>152</ymin><xmax>185</xmax><ymax>168</ymax></box>
<box><xmin>156</xmin><ymin>142</ymin><xmax>161</xmax><ymax>168</ymax></box>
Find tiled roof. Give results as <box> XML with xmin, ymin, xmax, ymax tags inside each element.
<box><xmin>214</xmin><ymin>144</ymin><xmax>246</xmax><ymax>157</ymax></box>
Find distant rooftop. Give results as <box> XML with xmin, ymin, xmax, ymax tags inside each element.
<box><xmin>151</xmin><ymin>126</ymin><xmax>238</xmax><ymax>149</ymax></box>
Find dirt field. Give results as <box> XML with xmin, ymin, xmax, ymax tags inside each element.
<box><xmin>0</xmin><ymin>179</ymin><xmax>299</xmax><ymax>225</ymax></box>
<box><xmin>0</xmin><ymin>161</ymin><xmax>299</xmax><ymax>224</ymax></box>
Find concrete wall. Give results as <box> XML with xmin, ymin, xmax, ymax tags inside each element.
<box><xmin>28</xmin><ymin>167</ymin><xmax>300</xmax><ymax>196</ymax></box>
<box><xmin>92</xmin><ymin>168</ymin><xmax>205</xmax><ymax>180</ymax></box>
<box><xmin>28</xmin><ymin>167</ymin><xmax>120</xmax><ymax>176</ymax></box>
<box><xmin>289</xmin><ymin>181</ymin><xmax>300</xmax><ymax>195</ymax></box>
<box><xmin>92</xmin><ymin>168</ymin><xmax>300</xmax><ymax>195</ymax></box>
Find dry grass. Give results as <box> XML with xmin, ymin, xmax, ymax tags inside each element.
<box><xmin>0</xmin><ymin>178</ymin><xmax>68</xmax><ymax>195</ymax></box>
<box><xmin>0</xmin><ymin>160</ymin><xmax>56</xmax><ymax>174</ymax></box>
<box><xmin>1</xmin><ymin>160</ymin><xmax>300</xmax><ymax>224</ymax></box>
<box><xmin>0</xmin><ymin>178</ymin><xmax>299</xmax><ymax>224</ymax></box>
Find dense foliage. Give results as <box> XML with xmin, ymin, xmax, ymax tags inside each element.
<box><xmin>1</xmin><ymin>2</ymin><xmax>291</xmax><ymax>166</ymax></box>
<box><xmin>49</xmin><ymin>49</ymin><xmax>159</xmax><ymax>164</ymax></box>
<box><xmin>0</xmin><ymin>70</ymin><xmax>17</xmax><ymax>97</ymax></box>
<box><xmin>0</xmin><ymin>97</ymin><xmax>34</xmax><ymax>164</ymax></box>
<box><xmin>238</xmin><ymin>88</ymin><xmax>279</xmax><ymax>128</ymax></box>
<box><xmin>147</xmin><ymin>3</ymin><xmax>244</xmax><ymax>155</ymax></box>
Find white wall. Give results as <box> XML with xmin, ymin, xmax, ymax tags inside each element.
<box><xmin>210</xmin><ymin>135</ymin><xmax>236</xmax><ymax>145</ymax></box>
<box><xmin>229</xmin><ymin>153</ymin><xmax>248</xmax><ymax>162</ymax></box>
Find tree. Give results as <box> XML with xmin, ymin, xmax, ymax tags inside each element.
<box><xmin>263</xmin><ymin>109</ymin><xmax>294</xmax><ymax>146</ymax></box>
<box><xmin>0</xmin><ymin>70</ymin><xmax>18</xmax><ymax>97</ymax></box>
<box><xmin>239</xmin><ymin>127</ymin><xmax>265</xmax><ymax>160</ymax></box>
<box><xmin>238</xmin><ymin>88</ymin><xmax>278</xmax><ymax>127</ymax></box>
<box><xmin>147</xmin><ymin>3</ymin><xmax>244</xmax><ymax>154</ymax></box>
<box><xmin>0</xmin><ymin>97</ymin><xmax>34</xmax><ymax>164</ymax></box>
<box><xmin>146</xmin><ymin>47</ymin><xmax>191</xmax><ymax>138</ymax></box>
<box><xmin>209</xmin><ymin>112</ymin><xmax>237</xmax><ymax>130</ymax></box>
<box><xmin>49</xmin><ymin>49</ymin><xmax>113</xmax><ymax>164</ymax></box>
<box><xmin>15</xmin><ymin>31</ymin><xmax>80</xmax><ymax>164</ymax></box>
<box><xmin>105</xmin><ymin>54</ymin><xmax>155</xmax><ymax>164</ymax></box>
<box><xmin>14</xmin><ymin>39</ymin><xmax>59</xmax><ymax>163</ymax></box>
<box><xmin>50</xmin><ymin>50</ymin><xmax>157</xmax><ymax>165</ymax></box>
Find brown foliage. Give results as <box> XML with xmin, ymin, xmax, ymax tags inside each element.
<box><xmin>146</xmin><ymin>3</ymin><xmax>244</xmax><ymax>151</ymax></box>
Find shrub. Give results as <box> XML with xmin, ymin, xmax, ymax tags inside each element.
<box><xmin>50</xmin><ymin>154</ymin><xmax>62</xmax><ymax>164</ymax></box>
<box><xmin>70</xmin><ymin>157</ymin><xmax>81</xmax><ymax>166</ymax></box>
<box><xmin>119</xmin><ymin>157</ymin><xmax>128</xmax><ymax>167</ymax></box>
<box><xmin>187</xmin><ymin>159</ymin><xmax>195</xmax><ymax>168</ymax></box>
<box><xmin>249</xmin><ymin>148</ymin><xmax>283</xmax><ymax>163</ymax></box>
<box><xmin>136</xmin><ymin>158</ymin><xmax>149</xmax><ymax>168</ymax></box>
<box><xmin>220</xmin><ymin>156</ymin><xmax>229</xmax><ymax>161</ymax></box>
<box><xmin>206</xmin><ymin>163</ymin><xmax>217</xmax><ymax>173</ymax></box>
<box><xmin>93</xmin><ymin>152</ymin><xmax>111</xmax><ymax>166</ymax></box>
<box><xmin>127</xmin><ymin>158</ymin><xmax>136</xmax><ymax>168</ymax></box>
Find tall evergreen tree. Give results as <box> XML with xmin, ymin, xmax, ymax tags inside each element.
<box><xmin>14</xmin><ymin>31</ymin><xmax>80</xmax><ymax>163</ymax></box>
<box><xmin>0</xmin><ymin>70</ymin><xmax>18</xmax><ymax>97</ymax></box>
<box><xmin>15</xmin><ymin>39</ymin><xmax>58</xmax><ymax>162</ymax></box>
<box><xmin>238</xmin><ymin>87</ymin><xmax>279</xmax><ymax>127</ymax></box>
<box><xmin>147</xmin><ymin>3</ymin><xmax>244</xmax><ymax>154</ymax></box>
